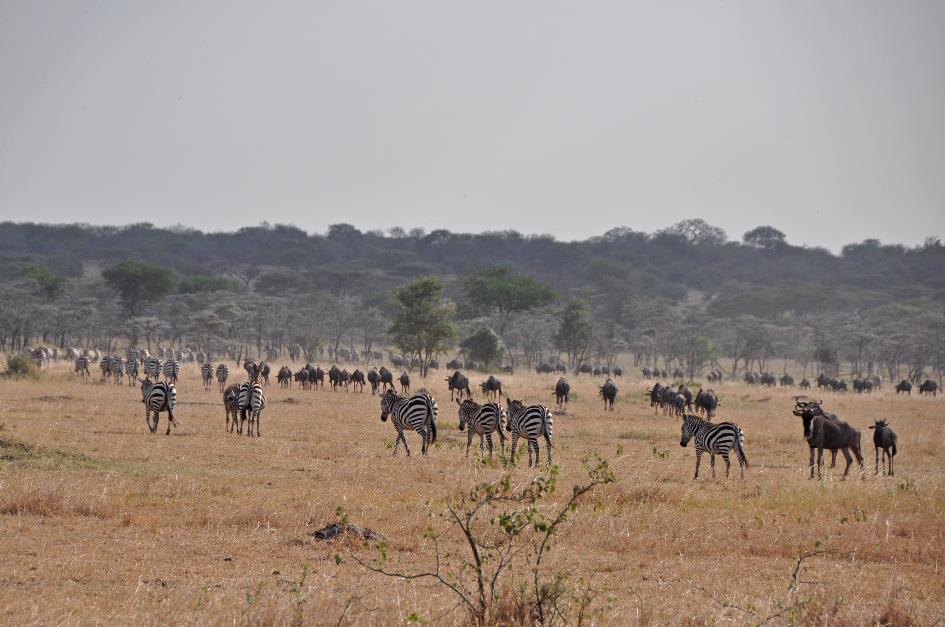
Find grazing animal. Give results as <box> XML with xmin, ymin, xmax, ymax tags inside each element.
<box><xmin>792</xmin><ymin>398</ymin><xmax>864</xmax><ymax>479</ymax></box>
<box><xmin>505</xmin><ymin>399</ymin><xmax>553</xmax><ymax>467</ymax></box>
<box><xmin>277</xmin><ymin>366</ymin><xmax>292</xmax><ymax>389</ymax></box>
<box><xmin>779</xmin><ymin>374</ymin><xmax>794</xmax><ymax>387</ymax></box>
<box><xmin>446</xmin><ymin>370</ymin><xmax>472</xmax><ymax>400</ymax></box>
<box><xmin>379</xmin><ymin>389</ymin><xmax>438</xmax><ymax>456</ymax></box>
<box><xmin>259</xmin><ymin>362</ymin><xmax>271</xmax><ymax>385</ymax></box>
<box><xmin>613</xmin><ymin>366</ymin><xmax>623</xmax><ymax>377</ymax></box>
<box><xmin>125</xmin><ymin>357</ymin><xmax>139</xmax><ymax>385</ymax></box>
<box><xmin>237</xmin><ymin>378</ymin><xmax>267</xmax><ymax>437</ymax></box>
<box><xmin>679</xmin><ymin>414</ymin><xmax>748</xmax><ymax>479</ymax></box>
<box><xmin>694</xmin><ymin>388</ymin><xmax>719</xmax><ymax>419</ymax></box>
<box><xmin>215</xmin><ymin>363</ymin><xmax>229</xmax><ymax>392</ymax></box>
<box><xmin>869</xmin><ymin>419</ymin><xmax>897</xmax><ymax>476</ymax></box>
<box><xmin>480</xmin><ymin>375</ymin><xmax>502</xmax><ymax>400</ymax></box>
<box><xmin>673</xmin><ymin>367</ymin><xmax>685</xmax><ymax>380</ymax></box>
<box><xmin>367</xmin><ymin>368</ymin><xmax>381</xmax><ymax>394</ymax></box>
<box><xmin>648</xmin><ymin>382</ymin><xmax>665</xmax><ymax>414</ymax></box>
<box><xmin>799</xmin><ymin>378</ymin><xmax>811</xmax><ymax>390</ymax></box>
<box><xmin>162</xmin><ymin>359</ymin><xmax>181</xmax><ymax>383</ymax></box>
<box><xmin>456</xmin><ymin>399</ymin><xmax>506</xmax><ymax>459</ymax></box>
<box><xmin>399</xmin><ymin>371</ymin><xmax>411</xmax><ymax>394</ymax></box>
<box><xmin>74</xmin><ymin>355</ymin><xmax>91</xmax><ymax>380</ymax></box>
<box><xmin>642</xmin><ymin>367</ymin><xmax>653</xmax><ymax>379</ymax></box>
<box><xmin>141</xmin><ymin>378</ymin><xmax>177</xmax><ymax>435</ymax></box>
<box><xmin>919</xmin><ymin>379</ymin><xmax>939</xmax><ymax>397</ymax></box>
<box><xmin>201</xmin><ymin>363</ymin><xmax>214</xmax><ymax>391</ymax></box>
<box><xmin>599</xmin><ymin>378</ymin><xmax>617</xmax><ymax>411</ymax></box>
<box><xmin>378</xmin><ymin>366</ymin><xmax>394</xmax><ymax>392</ymax></box>
<box><xmin>351</xmin><ymin>369</ymin><xmax>366</xmax><ymax>393</ymax></box>
<box><xmin>895</xmin><ymin>380</ymin><xmax>912</xmax><ymax>395</ymax></box>
<box><xmin>223</xmin><ymin>384</ymin><xmax>241</xmax><ymax>433</ymax></box>
<box><xmin>328</xmin><ymin>364</ymin><xmax>342</xmax><ymax>391</ymax></box>
<box><xmin>553</xmin><ymin>377</ymin><xmax>570</xmax><ymax>409</ymax></box>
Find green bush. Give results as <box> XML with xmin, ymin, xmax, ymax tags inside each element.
<box><xmin>5</xmin><ymin>354</ymin><xmax>40</xmax><ymax>378</ymax></box>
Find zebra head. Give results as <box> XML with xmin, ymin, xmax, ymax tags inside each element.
<box><xmin>679</xmin><ymin>414</ymin><xmax>702</xmax><ymax>447</ymax></box>
<box><xmin>505</xmin><ymin>399</ymin><xmax>524</xmax><ymax>429</ymax></box>
<box><xmin>456</xmin><ymin>399</ymin><xmax>478</xmax><ymax>431</ymax></box>
<box><xmin>379</xmin><ymin>389</ymin><xmax>398</xmax><ymax>422</ymax></box>
<box><xmin>140</xmin><ymin>377</ymin><xmax>153</xmax><ymax>402</ymax></box>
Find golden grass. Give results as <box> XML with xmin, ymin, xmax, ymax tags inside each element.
<box><xmin>1</xmin><ymin>362</ymin><xmax>943</xmax><ymax>625</ymax></box>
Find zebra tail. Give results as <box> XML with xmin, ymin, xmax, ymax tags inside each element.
<box><xmin>424</xmin><ymin>394</ymin><xmax>437</xmax><ymax>445</ymax></box>
<box><xmin>737</xmin><ymin>428</ymin><xmax>748</xmax><ymax>467</ymax></box>
<box><xmin>544</xmin><ymin>409</ymin><xmax>554</xmax><ymax>440</ymax></box>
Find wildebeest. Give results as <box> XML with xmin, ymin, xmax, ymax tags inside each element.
<box><xmin>694</xmin><ymin>388</ymin><xmax>719</xmax><ymax>419</ymax></box>
<box><xmin>350</xmin><ymin>369</ymin><xmax>366</xmax><ymax>393</ymax></box>
<box><xmin>339</xmin><ymin>368</ymin><xmax>351</xmax><ymax>391</ymax></box>
<box><xmin>599</xmin><ymin>378</ymin><xmax>617</xmax><ymax>411</ymax></box>
<box><xmin>919</xmin><ymin>379</ymin><xmax>939</xmax><ymax>397</ymax></box>
<box><xmin>399</xmin><ymin>371</ymin><xmax>411</xmax><ymax>394</ymax></box>
<box><xmin>869</xmin><ymin>419</ymin><xmax>897</xmax><ymax>476</ymax></box>
<box><xmin>592</xmin><ymin>367</ymin><xmax>602</xmax><ymax>377</ymax></box>
<box><xmin>642</xmin><ymin>367</ymin><xmax>653</xmax><ymax>379</ymax></box>
<box><xmin>277</xmin><ymin>366</ymin><xmax>292</xmax><ymax>389</ymax></box>
<box><xmin>706</xmin><ymin>369</ymin><xmax>723</xmax><ymax>383</ymax></box>
<box><xmin>535</xmin><ymin>362</ymin><xmax>554</xmax><ymax>374</ymax></box>
<box><xmin>259</xmin><ymin>362</ymin><xmax>271</xmax><ymax>385</ymax></box>
<box><xmin>553</xmin><ymin>377</ymin><xmax>570</xmax><ymax>409</ymax></box>
<box><xmin>673</xmin><ymin>367</ymin><xmax>684</xmax><ymax>380</ymax></box>
<box><xmin>480</xmin><ymin>375</ymin><xmax>502</xmax><ymax>400</ymax></box>
<box><xmin>779</xmin><ymin>374</ymin><xmax>794</xmax><ymax>387</ymax></box>
<box><xmin>799</xmin><ymin>378</ymin><xmax>811</xmax><ymax>390</ymax></box>
<box><xmin>792</xmin><ymin>397</ymin><xmax>864</xmax><ymax>479</ymax></box>
<box><xmin>447</xmin><ymin>358</ymin><xmax>463</xmax><ymax>370</ymax></box>
<box><xmin>677</xmin><ymin>384</ymin><xmax>693</xmax><ymax>410</ymax></box>
<box><xmin>578</xmin><ymin>363</ymin><xmax>593</xmax><ymax>375</ymax></box>
<box><xmin>613</xmin><ymin>366</ymin><xmax>623</xmax><ymax>377</ymax></box>
<box><xmin>895</xmin><ymin>380</ymin><xmax>912</xmax><ymax>395</ymax></box>
<box><xmin>852</xmin><ymin>377</ymin><xmax>873</xmax><ymax>394</ymax></box>
<box><xmin>367</xmin><ymin>368</ymin><xmax>380</xmax><ymax>394</ymax></box>
<box><xmin>378</xmin><ymin>366</ymin><xmax>394</xmax><ymax>392</ymax></box>
<box><xmin>446</xmin><ymin>370</ymin><xmax>472</xmax><ymax>400</ymax></box>
<box><xmin>648</xmin><ymin>382</ymin><xmax>664</xmax><ymax>413</ymax></box>
<box><xmin>328</xmin><ymin>364</ymin><xmax>342</xmax><ymax>391</ymax></box>
<box><xmin>312</xmin><ymin>366</ymin><xmax>325</xmax><ymax>389</ymax></box>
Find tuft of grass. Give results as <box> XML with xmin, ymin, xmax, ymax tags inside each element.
<box><xmin>0</xmin><ymin>438</ymin><xmax>144</xmax><ymax>475</ymax></box>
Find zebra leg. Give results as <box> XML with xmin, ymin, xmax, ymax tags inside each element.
<box><xmin>420</xmin><ymin>429</ymin><xmax>429</xmax><ymax>455</ymax></box>
<box><xmin>466</xmin><ymin>431</ymin><xmax>473</xmax><ymax>458</ymax></box>
<box><xmin>392</xmin><ymin>429</ymin><xmax>401</xmax><ymax>456</ymax></box>
<box><xmin>710</xmin><ymin>453</ymin><xmax>716</xmax><ymax>479</ymax></box>
<box><xmin>485</xmin><ymin>433</ymin><xmax>493</xmax><ymax>460</ymax></box>
<box><xmin>255</xmin><ymin>412</ymin><xmax>261</xmax><ymax>437</ymax></box>
<box><xmin>694</xmin><ymin>449</ymin><xmax>702</xmax><ymax>479</ymax></box>
<box><xmin>165</xmin><ymin>411</ymin><xmax>173</xmax><ymax>435</ymax></box>
<box><xmin>509</xmin><ymin>434</ymin><xmax>519</xmax><ymax>465</ymax></box>
<box><xmin>721</xmin><ymin>452</ymin><xmax>731</xmax><ymax>478</ymax></box>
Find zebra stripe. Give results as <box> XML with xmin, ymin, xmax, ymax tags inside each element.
<box><xmin>201</xmin><ymin>363</ymin><xmax>214</xmax><ymax>390</ymax></box>
<box><xmin>144</xmin><ymin>357</ymin><xmax>162</xmax><ymax>380</ymax></box>
<box><xmin>163</xmin><ymin>360</ymin><xmax>181</xmax><ymax>383</ymax></box>
<box><xmin>379</xmin><ymin>389</ymin><xmax>437</xmax><ymax>456</ymax></box>
<box><xmin>222</xmin><ymin>383</ymin><xmax>241</xmax><ymax>433</ymax></box>
<box><xmin>505</xmin><ymin>400</ymin><xmax>553</xmax><ymax>467</ymax></box>
<box><xmin>679</xmin><ymin>414</ymin><xmax>748</xmax><ymax>479</ymax></box>
<box><xmin>141</xmin><ymin>378</ymin><xmax>177</xmax><ymax>435</ymax></box>
<box><xmin>238</xmin><ymin>382</ymin><xmax>267</xmax><ymax>437</ymax></box>
<box><xmin>74</xmin><ymin>355</ymin><xmax>90</xmax><ymax>379</ymax></box>
<box><xmin>216</xmin><ymin>364</ymin><xmax>229</xmax><ymax>392</ymax></box>
<box><xmin>456</xmin><ymin>399</ymin><xmax>506</xmax><ymax>459</ymax></box>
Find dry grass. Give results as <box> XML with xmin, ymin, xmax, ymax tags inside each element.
<box><xmin>1</xmin><ymin>361</ymin><xmax>943</xmax><ymax>625</ymax></box>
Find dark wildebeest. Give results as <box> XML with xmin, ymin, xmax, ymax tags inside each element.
<box><xmin>328</xmin><ymin>364</ymin><xmax>342</xmax><ymax>391</ymax></box>
<box><xmin>869</xmin><ymin>419</ymin><xmax>897</xmax><ymax>476</ymax></box>
<box><xmin>553</xmin><ymin>377</ymin><xmax>570</xmax><ymax>409</ymax></box>
<box><xmin>294</xmin><ymin>368</ymin><xmax>307</xmax><ymax>390</ymax></box>
<box><xmin>895</xmin><ymin>380</ymin><xmax>912</xmax><ymax>396</ymax></box>
<box><xmin>447</xmin><ymin>358</ymin><xmax>463</xmax><ymax>370</ymax></box>
<box><xmin>642</xmin><ymin>367</ymin><xmax>652</xmax><ymax>379</ymax></box>
<box><xmin>312</xmin><ymin>366</ymin><xmax>325</xmax><ymax>389</ymax></box>
<box><xmin>446</xmin><ymin>370</ymin><xmax>472</xmax><ymax>400</ymax></box>
<box><xmin>535</xmin><ymin>363</ymin><xmax>554</xmax><ymax>374</ymax></box>
<box><xmin>277</xmin><ymin>366</ymin><xmax>292</xmax><ymax>389</ymax></box>
<box><xmin>554</xmin><ymin>363</ymin><xmax>567</xmax><ymax>374</ymax></box>
<box><xmin>480</xmin><ymin>375</ymin><xmax>502</xmax><ymax>401</ymax></box>
<box><xmin>259</xmin><ymin>362</ymin><xmax>271</xmax><ymax>386</ymax></box>
<box><xmin>760</xmin><ymin>372</ymin><xmax>776</xmax><ymax>387</ymax></box>
<box><xmin>339</xmin><ymin>368</ymin><xmax>351</xmax><ymax>391</ymax></box>
<box><xmin>694</xmin><ymin>388</ymin><xmax>719</xmax><ymax>419</ymax></box>
<box><xmin>243</xmin><ymin>359</ymin><xmax>256</xmax><ymax>380</ymax></box>
<box><xmin>673</xmin><ymin>367</ymin><xmax>684</xmax><ymax>380</ymax></box>
<box><xmin>378</xmin><ymin>366</ymin><xmax>394</xmax><ymax>392</ymax></box>
<box><xmin>578</xmin><ymin>364</ymin><xmax>592</xmax><ymax>375</ymax></box>
<box><xmin>592</xmin><ymin>367</ymin><xmax>602</xmax><ymax>377</ymax></box>
<box><xmin>399</xmin><ymin>371</ymin><xmax>411</xmax><ymax>394</ymax></box>
<box><xmin>816</xmin><ymin>373</ymin><xmax>830</xmax><ymax>390</ymax></box>
<box><xmin>350</xmin><ymin>369</ymin><xmax>366</xmax><ymax>393</ymax></box>
<box><xmin>367</xmin><ymin>368</ymin><xmax>380</xmax><ymax>394</ymax></box>
<box><xmin>919</xmin><ymin>379</ymin><xmax>939</xmax><ymax>397</ymax></box>
<box><xmin>677</xmin><ymin>384</ymin><xmax>693</xmax><ymax>410</ymax></box>
<box><xmin>648</xmin><ymin>382</ymin><xmax>664</xmax><ymax>413</ymax></box>
<box><xmin>779</xmin><ymin>374</ymin><xmax>794</xmax><ymax>387</ymax></box>
<box><xmin>792</xmin><ymin>397</ymin><xmax>864</xmax><ymax>480</ymax></box>
<box><xmin>613</xmin><ymin>366</ymin><xmax>623</xmax><ymax>378</ymax></box>
<box><xmin>799</xmin><ymin>378</ymin><xmax>811</xmax><ymax>390</ymax></box>
<box><xmin>599</xmin><ymin>378</ymin><xmax>617</xmax><ymax>411</ymax></box>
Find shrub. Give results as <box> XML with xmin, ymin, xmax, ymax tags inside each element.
<box><xmin>5</xmin><ymin>354</ymin><xmax>40</xmax><ymax>378</ymax></box>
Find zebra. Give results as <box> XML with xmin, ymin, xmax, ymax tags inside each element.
<box><xmin>222</xmin><ymin>383</ymin><xmax>241</xmax><ymax>433</ymax></box>
<box><xmin>141</xmin><ymin>378</ymin><xmax>178</xmax><ymax>435</ymax></box>
<box><xmin>201</xmin><ymin>363</ymin><xmax>214</xmax><ymax>391</ymax></box>
<box><xmin>163</xmin><ymin>359</ymin><xmax>181</xmax><ymax>383</ymax></box>
<box><xmin>237</xmin><ymin>378</ymin><xmax>267</xmax><ymax>437</ymax></box>
<box><xmin>109</xmin><ymin>356</ymin><xmax>126</xmax><ymax>385</ymax></box>
<box><xmin>99</xmin><ymin>355</ymin><xmax>111</xmax><ymax>382</ymax></box>
<box><xmin>456</xmin><ymin>399</ymin><xmax>506</xmax><ymax>459</ymax></box>
<box><xmin>216</xmin><ymin>363</ymin><xmax>229</xmax><ymax>392</ymax></box>
<box><xmin>505</xmin><ymin>399</ymin><xmax>553</xmax><ymax>467</ymax></box>
<box><xmin>74</xmin><ymin>355</ymin><xmax>91</xmax><ymax>380</ymax></box>
<box><xmin>379</xmin><ymin>389</ymin><xmax>438</xmax><ymax>456</ymax></box>
<box><xmin>679</xmin><ymin>413</ymin><xmax>748</xmax><ymax>480</ymax></box>
<box><xmin>144</xmin><ymin>357</ymin><xmax>162</xmax><ymax>380</ymax></box>
<box><xmin>125</xmin><ymin>357</ymin><xmax>139</xmax><ymax>385</ymax></box>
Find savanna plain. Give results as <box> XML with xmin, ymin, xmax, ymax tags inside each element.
<box><xmin>1</xmin><ymin>362</ymin><xmax>943</xmax><ymax>625</ymax></box>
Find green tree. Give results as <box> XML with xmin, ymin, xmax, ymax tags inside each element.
<box><xmin>102</xmin><ymin>260</ymin><xmax>178</xmax><ymax>317</ymax></box>
<box><xmin>388</xmin><ymin>277</ymin><xmax>458</xmax><ymax>377</ymax></box>
<box><xmin>462</xmin><ymin>266</ymin><xmax>555</xmax><ymax>338</ymax></box>
<box><xmin>21</xmin><ymin>264</ymin><xmax>67</xmax><ymax>299</ymax></box>
<box><xmin>554</xmin><ymin>301</ymin><xmax>594</xmax><ymax>369</ymax></box>
<box><xmin>743</xmin><ymin>225</ymin><xmax>787</xmax><ymax>249</ymax></box>
<box><xmin>460</xmin><ymin>328</ymin><xmax>503</xmax><ymax>368</ymax></box>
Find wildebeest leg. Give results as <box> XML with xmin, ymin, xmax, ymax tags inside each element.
<box><xmin>830</xmin><ymin>450</ymin><xmax>837</xmax><ymax>468</ymax></box>
<box><xmin>840</xmin><ymin>447</ymin><xmax>853</xmax><ymax>479</ymax></box>
<box><xmin>888</xmin><ymin>449</ymin><xmax>894</xmax><ymax>476</ymax></box>
<box><xmin>694</xmin><ymin>449</ymin><xmax>702</xmax><ymax>480</ymax></box>
<box><xmin>817</xmin><ymin>448</ymin><xmax>824</xmax><ymax>480</ymax></box>
<box><xmin>875</xmin><ymin>446</ymin><xmax>880</xmax><ymax>475</ymax></box>
<box><xmin>809</xmin><ymin>447</ymin><xmax>816</xmax><ymax>479</ymax></box>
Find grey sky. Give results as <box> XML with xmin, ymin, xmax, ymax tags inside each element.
<box><xmin>1</xmin><ymin>1</ymin><xmax>943</xmax><ymax>250</ymax></box>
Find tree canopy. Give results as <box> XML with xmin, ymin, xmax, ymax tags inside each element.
<box><xmin>388</xmin><ymin>276</ymin><xmax>458</xmax><ymax>377</ymax></box>
<box><xmin>102</xmin><ymin>260</ymin><xmax>178</xmax><ymax>317</ymax></box>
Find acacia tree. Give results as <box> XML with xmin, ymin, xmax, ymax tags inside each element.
<box><xmin>102</xmin><ymin>260</ymin><xmax>177</xmax><ymax>317</ymax></box>
<box><xmin>460</xmin><ymin>328</ymin><xmax>503</xmax><ymax>368</ymax></box>
<box><xmin>388</xmin><ymin>277</ymin><xmax>457</xmax><ymax>377</ymax></box>
<box><xmin>554</xmin><ymin>301</ymin><xmax>594</xmax><ymax>369</ymax></box>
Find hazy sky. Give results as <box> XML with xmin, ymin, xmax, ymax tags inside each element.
<box><xmin>1</xmin><ymin>1</ymin><xmax>943</xmax><ymax>250</ymax></box>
